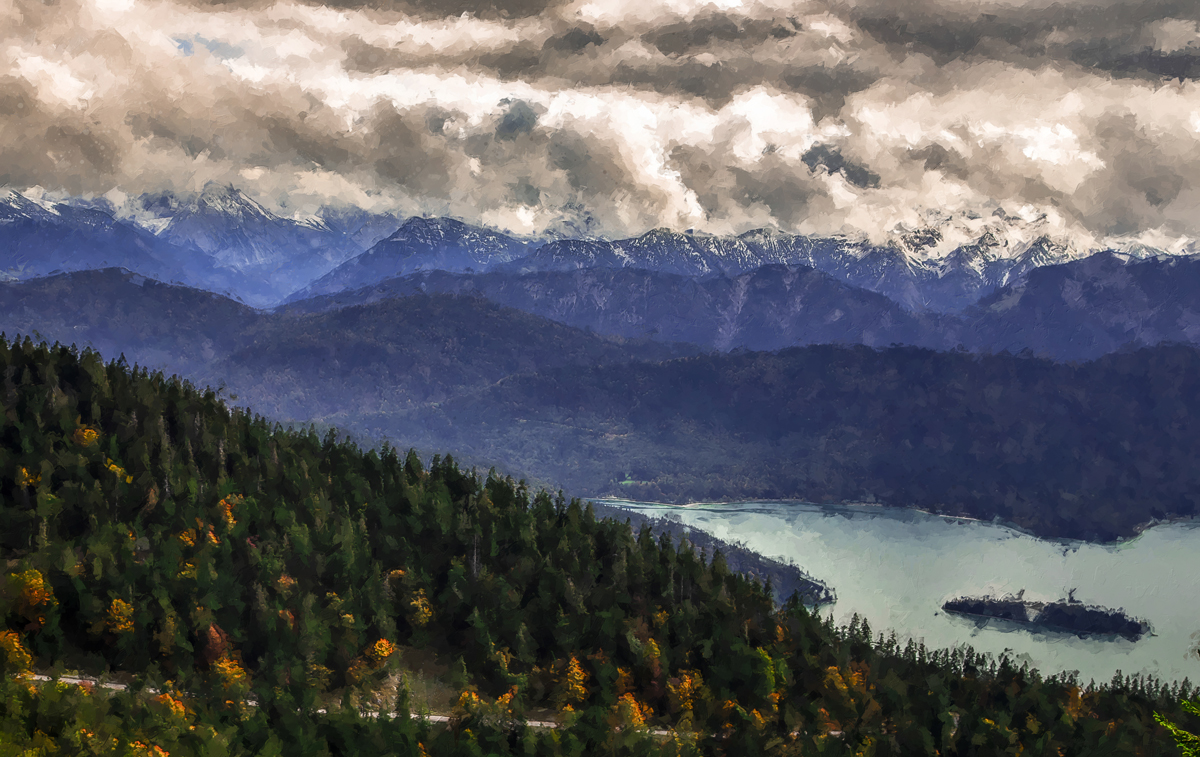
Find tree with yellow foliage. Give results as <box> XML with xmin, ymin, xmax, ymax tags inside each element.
<box><xmin>615</xmin><ymin>692</ymin><xmax>649</xmax><ymax>727</ymax></box>
<box><xmin>106</xmin><ymin>598</ymin><xmax>135</xmax><ymax>635</ymax></box>
<box><xmin>407</xmin><ymin>589</ymin><xmax>433</xmax><ymax>628</ymax></box>
<box><xmin>556</xmin><ymin>655</ymin><xmax>589</xmax><ymax>710</ymax></box>
<box><xmin>368</xmin><ymin>638</ymin><xmax>396</xmax><ymax>666</ymax></box>
<box><xmin>0</xmin><ymin>630</ymin><xmax>33</xmax><ymax>674</ymax></box>
<box><xmin>8</xmin><ymin>568</ymin><xmax>56</xmax><ymax>628</ymax></box>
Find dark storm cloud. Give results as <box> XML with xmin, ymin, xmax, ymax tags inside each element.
<box><xmin>802</xmin><ymin>145</ymin><xmax>881</xmax><ymax>190</ymax></box>
<box><xmin>495</xmin><ymin>100</ymin><xmax>539</xmax><ymax>140</ymax></box>
<box><xmin>834</xmin><ymin>0</ymin><xmax>1200</xmax><ymax>84</ymax></box>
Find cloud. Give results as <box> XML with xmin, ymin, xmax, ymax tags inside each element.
<box><xmin>1</xmin><ymin>0</ymin><xmax>1199</xmax><ymax>247</ymax></box>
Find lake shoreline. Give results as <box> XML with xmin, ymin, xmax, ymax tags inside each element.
<box><xmin>591</xmin><ymin>496</ymin><xmax>1200</xmax><ymax>548</ymax></box>
<box><xmin>601</xmin><ymin>497</ymin><xmax>1200</xmax><ymax>685</ymax></box>
<box><xmin>589</xmin><ymin>500</ymin><xmax>837</xmax><ymax>607</ymax></box>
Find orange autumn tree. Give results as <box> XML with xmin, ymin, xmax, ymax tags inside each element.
<box><xmin>8</xmin><ymin>568</ymin><xmax>56</xmax><ymax>628</ymax></box>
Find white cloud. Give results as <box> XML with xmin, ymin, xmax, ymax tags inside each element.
<box><xmin>10</xmin><ymin>53</ymin><xmax>96</xmax><ymax>107</ymax></box>
<box><xmin>1148</xmin><ymin>18</ymin><xmax>1200</xmax><ymax>53</ymax></box>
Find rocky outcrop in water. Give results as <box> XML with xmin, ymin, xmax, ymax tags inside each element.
<box><xmin>943</xmin><ymin>591</ymin><xmax>1150</xmax><ymax>640</ymax></box>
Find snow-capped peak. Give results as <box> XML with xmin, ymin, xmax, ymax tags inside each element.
<box><xmin>0</xmin><ymin>188</ymin><xmax>62</xmax><ymax>222</ymax></box>
<box><xmin>881</xmin><ymin>207</ymin><xmax>1090</xmax><ymax>267</ymax></box>
<box><xmin>194</xmin><ymin>182</ymin><xmax>276</xmax><ymax>223</ymax></box>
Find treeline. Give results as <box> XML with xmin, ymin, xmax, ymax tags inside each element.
<box><xmin>1</xmin><ymin>336</ymin><xmax>1197</xmax><ymax>755</ymax></box>
<box><xmin>588</xmin><ymin>502</ymin><xmax>834</xmax><ymax>606</ymax></box>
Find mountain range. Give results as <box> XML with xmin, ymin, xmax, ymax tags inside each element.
<box><xmin>2</xmin><ymin>185</ymin><xmax>399</xmax><ymax>307</ymax></box>
<box><xmin>8</xmin><ymin>179</ymin><xmax>1200</xmax><ymax>364</ymax></box>
<box><xmin>6</xmin><ymin>185</ymin><xmax>1193</xmax><ymax>315</ymax></box>
<box><xmin>285</xmin><ymin>251</ymin><xmax>1200</xmax><ymax>361</ymax></box>
<box><xmin>284</xmin><ymin>264</ymin><xmax>950</xmax><ymax>352</ymax></box>
<box><xmin>294</xmin><ymin>220</ymin><xmax>1102</xmax><ymax>313</ymax></box>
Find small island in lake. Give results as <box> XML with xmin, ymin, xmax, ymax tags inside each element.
<box><xmin>943</xmin><ymin>589</ymin><xmax>1151</xmax><ymax>640</ymax></box>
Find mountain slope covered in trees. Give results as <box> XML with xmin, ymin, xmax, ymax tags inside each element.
<box><xmin>384</xmin><ymin>344</ymin><xmax>1200</xmax><ymax>541</ymax></box>
<box><xmin>0</xmin><ymin>269</ymin><xmax>695</xmax><ymax>417</ymax></box>
<box><xmin>0</xmin><ymin>337</ymin><xmax>1195</xmax><ymax>756</ymax></box>
<box><xmin>281</xmin><ymin>266</ymin><xmax>953</xmax><ymax>353</ymax></box>
<box><xmin>283</xmin><ymin>252</ymin><xmax>1200</xmax><ymax>361</ymax></box>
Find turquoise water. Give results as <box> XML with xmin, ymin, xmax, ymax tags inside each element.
<box><xmin>602</xmin><ymin>500</ymin><xmax>1200</xmax><ymax>686</ymax></box>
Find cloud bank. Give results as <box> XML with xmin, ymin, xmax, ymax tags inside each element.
<box><xmin>3</xmin><ymin>0</ymin><xmax>1200</xmax><ymax>245</ymax></box>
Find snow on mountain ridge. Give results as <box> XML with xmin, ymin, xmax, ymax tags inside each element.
<box><xmin>8</xmin><ymin>185</ymin><xmax>1200</xmax><ymax>312</ymax></box>
<box><xmin>193</xmin><ymin>183</ymin><xmax>276</xmax><ymax>222</ymax></box>
<box><xmin>0</xmin><ymin>189</ymin><xmax>63</xmax><ymax>223</ymax></box>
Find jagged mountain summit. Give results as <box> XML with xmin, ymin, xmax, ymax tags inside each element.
<box><xmin>497</xmin><ymin>211</ymin><xmax>1107</xmax><ymax>312</ymax></box>
<box><xmin>0</xmin><ymin>188</ymin><xmax>246</xmax><ymax>293</ymax></box>
<box><xmin>290</xmin><ymin>216</ymin><xmax>534</xmax><ymax>300</ymax></box>
<box><xmin>313</xmin><ymin>204</ymin><xmax>404</xmax><ymax>250</ymax></box>
<box><xmin>143</xmin><ymin>184</ymin><xmax>364</xmax><ymax>305</ymax></box>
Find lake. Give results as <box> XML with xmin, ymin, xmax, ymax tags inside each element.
<box><xmin>602</xmin><ymin>499</ymin><xmax>1200</xmax><ymax>687</ymax></box>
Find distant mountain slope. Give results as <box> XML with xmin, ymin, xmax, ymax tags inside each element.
<box><xmin>155</xmin><ymin>184</ymin><xmax>363</xmax><ymax>305</ymax></box>
<box><xmin>387</xmin><ymin>344</ymin><xmax>1200</xmax><ymax>541</ymax></box>
<box><xmin>499</xmin><ymin>238</ymin><xmax>633</xmax><ymax>272</ymax></box>
<box><xmin>0</xmin><ymin>190</ymin><xmax>249</xmax><ymax>296</ymax></box>
<box><xmin>292</xmin><ymin>217</ymin><xmax>534</xmax><ymax>299</ymax></box>
<box><xmin>0</xmin><ymin>268</ymin><xmax>260</xmax><ymax>374</ymax></box>
<box><xmin>219</xmin><ymin>293</ymin><xmax>697</xmax><ymax>420</ymax></box>
<box><xmin>0</xmin><ymin>268</ymin><xmax>696</xmax><ymax>420</ymax></box>
<box><xmin>964</xmin><ymin>252</ymin><xmax>1200</xmax><ymax>360</ymax></box>
<box><xmin>284</xmin><ymin>265</ymin><xmax>954</xmax><ymax>352</ymax></box>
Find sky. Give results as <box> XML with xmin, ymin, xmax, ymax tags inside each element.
<box><xmin>3</xmin><ymin>0</ymin><xmax>1200</xmax><ymax>245</ymax></box>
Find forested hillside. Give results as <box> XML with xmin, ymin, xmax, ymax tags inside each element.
<box><xmin>0</xmin><ymin>336</ymin><xmax>1197</xmax><ymax>755</ymax></box>
<box><xmin>0</xmin><ymin>269</ymin><xmax>695</xmax><ymax>417</ymax></box>
<box><xmin>279</xmin><ymin>266</ymin><xmax>951</xmax><ymax>353</ymax></box>
<box><xmin>391</xmin><ymin>344</ymin><xmax>1200</xmax><ymax>541</ymax></box>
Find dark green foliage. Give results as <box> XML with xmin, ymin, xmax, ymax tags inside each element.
<box><xmin>0</xmin><ymin>336</ymin><xmax>1197</xmax><ymax>755</ymax></box>
<box><xmin>588</xmin><ymin>502</ymin><xmax>834</xmax><ymax>606</ymax></box>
